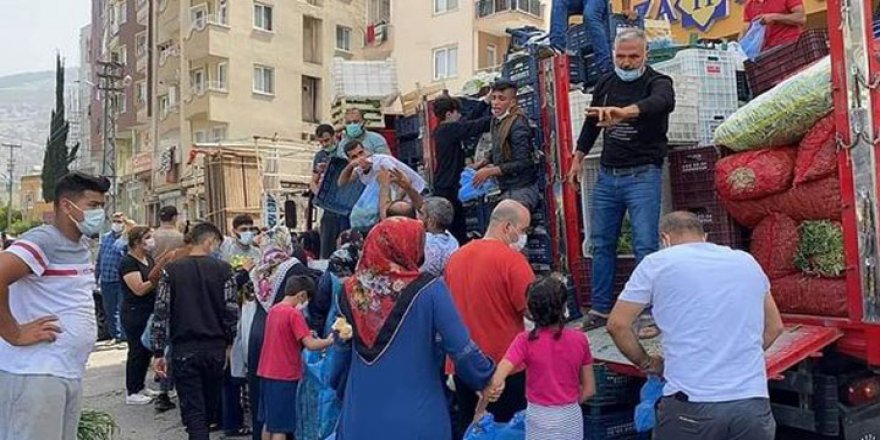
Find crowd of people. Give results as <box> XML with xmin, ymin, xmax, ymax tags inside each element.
<box><xmin>0</xmin><ymin>24</ymin><xmax>802</xmax><ymax>440</ymax></box>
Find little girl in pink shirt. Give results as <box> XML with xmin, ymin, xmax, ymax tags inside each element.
<box><xmin>488</xmin><ymin>276</ymin><xmax>596</xmax><ymax>439</ymax></box>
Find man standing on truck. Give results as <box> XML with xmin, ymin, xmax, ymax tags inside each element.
<box><xmin>312</xmin><ymin>123</ymin><xmax>350</xmax><ymax>258</ymax></box>
<box><xmin>549</xmin><ymin>0</ymin><xmax>639</xmax><ymax>73</ymax></box>
<box><xmin>607</xmin><ymin>211</ymin><xmax>785</xmax><ymax>440</ymax></box>
<box><xmin>741</xmin><ymin>0</ymin><xmax>806</xmax><ymax>51</ymax></box>
<box><xmin>566</xmin><ymin>28</ymin><xmax>675</xmax><ymax>330</ymax></box>
<box><xmin>337</xmin><ymin>108</ymin><xmax>391</xmax><ymax>159</ymax></box>
<box><xmin>472</xmin><ymin>79</ymin><xmax>541</xmax><ymax>213</ymax></box>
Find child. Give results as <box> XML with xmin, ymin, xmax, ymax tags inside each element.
<box><xmin>257</xmin><ymin>275</ymin><xmax>335</xmax><ymax>440</ymax></box>
<box><xmin>488</xmin><ymin>276</ymin><xmax>596</xmax><ymax>440</ymax></box>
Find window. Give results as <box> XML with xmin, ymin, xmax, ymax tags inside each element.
<box><xmin>214</xmin><ymin>62</ymin><xmax>228</xmax><ymax>90</ymax></box>
<box><xmin>169</xmin><ymin>86</ymin><xmax>178</xmax><ymax>105</ymax></box>
<box><xmin>210</xmin><ymin>126</ymin><xmax>227</xmax><ymax>142</ymax></box>
<box><xmin>118</xmin><ymin>0</ymin><xmax>127</xmax><ymax>24</ymax></box>
<box><xmin>190</xmin><ymin>68</ymin><xmax>206</xmax><ymax>94</ymax></box>
<box><xmin>253</xmin><ymin>65</ymin><xmax>275</xmax><ymax>95</ymax></box>
<box><xmin>487</xmin><ymin>44</ymin><xmax>498</xmax><ymax>68</ymax></box>
<box><xmin>254</xmin><ymin>3</ymin><xmax>273</xmax><ymax>31</ymax></box>
<box><xmin>136</xmin><ymin>81</ymin><xmax>147</xmax><ymax>104</ymax></box>
<box><xmin>303</xmin><ymin>17</ymin><xmax>322</xmax><ymax>64</ymax></box>
<box><xmin>159</xmin><ymin>95</ymin><xmax>169</xmax><ymax>117</ymax></box>
<box><xmin>336</xmin><ymin>26</ymin><xmax>352</xmax><ymax>52</ymax></box>
<box><xmin>434</xmin><ymin>0</ymin><xmax>458</xmax><ymax>14</ymax></box>
<box><xmin>136</xmin><ymin>32</ymin><xmax>147</xmax><ymax>58</ymax></box>
<box><xmin>191</xmin><ymin>5</ymin><xmax>208</xmax><ymax>30</ymax></box>
<box><xmin>111</xmin><ymin>45</ymin><xmax>127</xmax><ymax>66</ymax></box>
<box><xmin>302</xmin><ymin>76</ymin><xmax>321</xmax><ymax>123</ymax></box>
<box><xmin>113</xmin><ymin>93</ymin><xmax>127</xmax><ymax>114</ymax></box>
<box><xmin>368</xmin><ymin>0</ymin><xmax>391</xmax><ymax>24</ymax></box>
<box><xmin>193</xmin><ymin>130</ymin><xmax>208</xmax><ymax>143</ymax></box>
<box><xmin>217</xmin><ymin>0</ymin><xmax>228</xmax><ymax>25</ymax></box>
<box><xmin>433</xmin><ymin>45</ymin><xmax>458</xmax><ymax>80</ymax></box>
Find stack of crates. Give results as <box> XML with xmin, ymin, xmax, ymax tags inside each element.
<box><xmin>654</xmin><ymin>49</ymin><xmax>738</xmax><ymax>145</ymax></box>
<box><xmin>331</xmin><ymin>97</ymin><xmax>384</xmax><ymax>129</ymax></box>
<box><xmin>394</xmin><ymin>114</ymin><xmax>423</xmax><ymax>168</ymax></box>
<box><xmin>666</xmin><ymin>73</ymin><xmax>700</xmax><ymax>145</ymax></box>
<box><xmin>582</xmin><ymin>364</ymin><xmax>644</xmax><ymax>440</ymax></box>
<box><xmin>744</xmin><ymin>30</ymin><xmax>829</xmax><ymax>97</ymax></box>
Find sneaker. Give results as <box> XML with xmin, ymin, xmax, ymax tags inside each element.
<box><xmin>154</xmin><ymin>393</ymin><xmax>176</xmax><ymax>413</ymax></box>
<box><xmin>141</xmin><ymin>388</ymin><xmax>162</xmax><ymax>398</ymax></box>
<box><xmin>126</xmin><ymin>393</ymin><xmax>153</xmax><ymax>405</ymax></box>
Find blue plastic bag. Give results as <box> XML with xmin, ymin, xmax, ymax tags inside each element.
<box><xmin>634</xmin><ymin>376</ymin><xmax>665</xmax><ymax>432</ymax></box>
<box><xmin>463</xmin><ymin>411</ymin><xmax>526</xmax><ymax>440</ymax></box>
<box><xmin>740</xmin><ymin>20</ymin><xmax>766</xmax><ymax>60</ymax></box>
<box><xmin>349</xmin><ymin>182</ymin><xmax>381</xmax><ymax>229</ymax></box>
<box><xmin>458</xmin><ymin>168</ymin><xmax>499</xmax><ymax>203</ymax></box>
<box><xmin>140</xmin><ymin>314</ymin><xmax>155</xmax><ymax>350</ymax></box>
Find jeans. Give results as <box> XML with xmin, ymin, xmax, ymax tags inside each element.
<box><xmin>319</xmin><ymin>211</ymin><xmax>350</xmax><ymax>259</ymax></box>
<box><xmin>550</xmin><ymin>0</ymin><xmax>612</xmax><ymax>73</ymax></box>
<box><xmin>100</xmin><ymin>281</ymin><xmax>124</xmax><ymax>340</ymax></box>
<box><xmin>590</xmin><ymin>165</ymin><xmax>662</xmax><ymax>314</ymax></box>
<box><xmin>120</xmin><ymin>303</ymin><xmax>153</xmax><ymax>395</ymax></box>
<box><xmin>173</xmin><ymin>348</ymin><xmax>226</xmax><ymax>440</ymax></box>
<box><xmin>222</xmin><ymin>368</ymin><xmax>246</xmax><ymax>432</ymax></box>
<box><xmin>656</xmin><ymin>396</ymin><xmax>776</xmax><ymax>440</ymax></box>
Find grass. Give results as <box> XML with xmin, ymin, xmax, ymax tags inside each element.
<box><xmin>77</xmin><ymin>409</ymin><xmax>117</xmax><ymax>440</ymax></box>
<box><xmin>795</xmin><ymin>221</ymin><xmax>845</xmax><ymax>278</ymax></box>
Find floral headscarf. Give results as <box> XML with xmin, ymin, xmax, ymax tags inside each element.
<box><xmin>328</xmin><ymin>230</ymin><xmax>364</xmax><ymax>277</ymax></box>
<box><xmin>344</xmin><ymin>218</ymin><xmax>425</xmax><ymax>350</ymax></box>
<box><xmin>251</xmin><ymin>226</ymin><xmax>294</xmax><ymax>311</ymax></box>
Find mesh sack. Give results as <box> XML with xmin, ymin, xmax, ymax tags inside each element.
<box><xmin>713</xmin><ymin>56</ymin><xmax>832</xmax><ymax>151</ymax></box>
<box><xmin>715</xmin><ymin>147</ymin><xmax>797</xmax><ymax>201</ymax></box>
<box><xmin>720</xmin><ymin>176</ymin><xmax>842</xmax><ymax>227</ymax></box>
<box><xmin>795</xmin><ymin>113</ymin><xmax>838</xmax><ymax>185</ymax></box>
<box><xmin>771</xmin><ymin>274</ymin><xmax>848</xmax><ymax>317</ymax></box>
<box><xmin>751</xmin><ymin>214</ymin><xmax>800</xmax><ymax>279</ymax></box>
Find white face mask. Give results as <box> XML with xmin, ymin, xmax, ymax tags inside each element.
<box><xmin>144</xmin><ymin>238</ymin><xmax>156</xmax><ymax>252</ymax></box>
<box><xmin>111</xmin><ymin>222</ymin><xmax>124</xmax><ymax>233</ymax></box>
<box><xmin>66</xmin><ymin>200</ymin><xmax>106</xmax><ymax>238</ymax></box>
<box><xmin>238</xmin><ymin>231</ymin><xmax>256</xmax><ymax>246</ymax></box>
<box><xmin>296</xmin><ymin>300</ymin><xmax>309</xmax><ymax>311</ymax></box>
<box><xmin>511</xmin><ymin>233</ymin><xmax>527</xmax><ymax>252</ymax></box>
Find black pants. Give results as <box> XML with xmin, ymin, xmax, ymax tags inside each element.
<box><xmin>173</xmin><ymin>348</ymin><xmax>226</xmax><ymax>440</ymax></box>
<box><xmin>454</xmin><ymin>372</ymin><xmax>527</xmax><ymax>435</ymax></box>
<box><xmin>435</xmin><ymin>187</ymin><xmax>467</xmax><ymax>245</ymax></box>
<box><xmin>121</xmin><ymin>303</ymin><xmax>153</xmax><ymax>395</ymax></box>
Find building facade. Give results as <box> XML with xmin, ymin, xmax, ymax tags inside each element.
<box><xmin>19</xmin><ymin>174</ymin><xmax>54</xmax><ymax>223</ymax></box>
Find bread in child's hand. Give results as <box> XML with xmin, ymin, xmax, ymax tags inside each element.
<box><xmin>333</xmin><ymin>317</ymin><xmax>353</xmax><ymax>340</ymax></box>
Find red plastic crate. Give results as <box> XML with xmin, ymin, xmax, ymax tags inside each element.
<box><xmin>744</xmin><ymin>30</ymin><xmax>829</xmax><ymax>97</ymax></box>
<box><xmin>574</xmin><ymin>256</ymin><xmax>637</xmax><ymax>307</ymax></box>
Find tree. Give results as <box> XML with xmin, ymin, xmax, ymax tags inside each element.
<box><xmin>41</xmin><ymin>55</ymin><xmax>79</xmax><ymax>203</ymax></box>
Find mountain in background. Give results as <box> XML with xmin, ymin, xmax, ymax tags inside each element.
<box><xmin>0</xmin><ymin>68</ymin><xmax>80</xmax><ymax>180</ymax></box>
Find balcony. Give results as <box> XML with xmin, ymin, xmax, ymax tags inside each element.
<box><xmin>185</xmin><ymin>15</ymin><xmax>230</xmax><ymax>61</ymax></box>
<box><xmin>184</xmin><ymin>86</ymin><xmax>228</xmax><ymax>121</ymax></box>
<box><xmin>475</xmin><ymin>0</ymin><xmax>544</xmax><ymax>36</ymax></box>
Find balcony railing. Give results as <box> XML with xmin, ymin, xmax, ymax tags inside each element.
<box><xmin>188</xmin><ymin>13</ymin><xmax>229</xmax><ymax>37</ymax></box>
<box><xmin>476</xmin><ymin>0</ymin><xmax>543</xmax><ymax>18</ymax></box>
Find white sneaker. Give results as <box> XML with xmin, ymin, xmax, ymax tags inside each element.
<box><xmin>126</xmin><ymin>393</ymin><xmax>153</xmax><ymax>405</ymax></box>
<box><xmin>141</xmin><ymin>388</ymin><xmax>161</xmax><ymax>398</ymax></box>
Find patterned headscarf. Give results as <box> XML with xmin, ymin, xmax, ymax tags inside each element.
<box><xmin>344</xmin><ymin>218</ymin><xmax>425</xmax><ymax>349</ymax></box>
<box><xmin>251</xmin><ymin>226</ymin><xmax>294</xmax><ymax>311</ymax></box>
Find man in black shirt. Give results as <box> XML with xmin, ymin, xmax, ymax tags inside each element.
<box><xmin>152</xmin><ymin>222</ymin><xmax>239</xmax><ymax>440</ymax></box>
<box><xmin>473</xmin><ymin>79</ymin><xmax>540</xmax><ymax>213</ymax></box>
<box><xmin>312</xmin><ymin>124</ymin><xmax>350</xmax><ymax>258</ymax></box>
<box><xmin>431</xmin><ymin>95</ymin><xmax>491</xmax><ymax>243</ymax></box>
<box><xmin>566</xmin><ymin>28</ymin><xmax>675</xmax><ymax>330</ymax></box>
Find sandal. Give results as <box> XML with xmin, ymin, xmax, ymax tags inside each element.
<box><xmin>581</xmin><ymin>311</ymin><xmax>609</xmax><ymax>331</ymax></box>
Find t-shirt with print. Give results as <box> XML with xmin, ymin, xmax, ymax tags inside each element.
<box><xmin>0</xmin><ymin>225</ymin><xmax>97</xmax><ymax>379</ymax></box>
<box><xmin>743</xmin><ymin>0</ymin><xmax>804</xmax><ymax>50</ymax></box>
<box><xmin>421</xmin><ymin>231</ymin><xmax>460</xmax><ymax>277</ymax></box>
<box><xmin>504</xmin><ymin>328</ymin><xmax>594</xmax><ymax>406</ymax></box>
<box><xmin>119</xmin><ymin>254</ymin><xmax>156</xmax><ymax>307</ymax></box>
<box><xmin>618</xmin><ymin>242</ymin><xmax>770</xmax><ymax>402</ymax></box>
<box><xmin>257</xmin><ymin>303</ymin><xmax>312</xmax><ymax>381</ymax></box>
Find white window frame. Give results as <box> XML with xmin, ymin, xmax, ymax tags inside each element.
<box><xmin>487</xmin><ymin>44</ymin><xmax>498</xmax><ymax>69</ymax></box>
<box><xmin>135</xmin><ymin>32</ymin><xmax>147</xmax><ymax>58</ymax></box>
<box><xmin>217</xmin><ymin>0</ymin><xmax>229</xmax><ymax>25</ymax></box>
<box><xmin>210</xmin><ymin>126</ymin><xmax>227</xmax><ymax>142</ymax></box>
<box><xmin>193</xmin><ymin>130</ymin><xmax>208</xmax><ymax>144</ymax></box>
<box><xmin>434</xmin><ymin>0</ymin><xmax>458</xmax><ymax>14</ymax></box>
<box><xmin>432</xmin><ymin>45</ymin><xmax>458</xmax><ymax>81</ymax></box>
<box><xmin>213</xmin><ymin>62</ymin><xmax>228</xmax><ymax>91</ymax></box>
<box><xmin>118</xmin><ymin>0</ymin><xmax>127</xmax><ymax>24</ymax></box>
<box><xmin>254</xmin><ymin>3</ymin><xmax>274</xmax><ymax>32</ymax></box>
<box><xmin>253</xmin><ymin>64</ymin><xmax>275</xmax><ymax>95</ymax></box>
<box><xmin>191</xmin><ymin>4</ymin><xmax>208</xmax><ymax>30</ymax></box>
<box><xmin>336</xmin><ymin>25</ymin><xmax>352</xmax><ymax>52</ymax></box>
<box><xmin>190</xmin><ymin>68</ymin><xmax>206</xmax><ymax>95</ymax></box>
<box><xmin>169</xmin><ymin>86</ymin><xmax>178</xmax><ymax>106</ymax></box>
<box><xmin>136</xmin><ymin>80</ymin><xmax>147</xmax><ymax>105</ymax></box>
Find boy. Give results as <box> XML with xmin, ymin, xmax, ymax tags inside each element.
<box><xmin>257</xmin><ymin>275</ymin><xmax>334</xmax><ymax>440</ymax></box>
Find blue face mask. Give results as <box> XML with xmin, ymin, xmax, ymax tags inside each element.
<box><xmin>66</xmin><ymin>200</ymin><xmax>105</xmax><ymax>238</ymax></box>
<box><xmin>345</xmin><ymin>123</ymin><xmax>365</xmax><ymax>139</ymax></box>
<box><xmin>238</xmin><ymin>231</ymin><xmax>256</xmax><ymax>246</ymax></box>
<box><xmin>615</xmin><ymin>66</ymin><xmax>646</xmax><ymax>82</ymax></box>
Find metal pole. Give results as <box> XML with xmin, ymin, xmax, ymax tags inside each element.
<box><xmin>1</xmin><ymin>143</ymin><xmax>22</xmax><ymax>230</ymax></box>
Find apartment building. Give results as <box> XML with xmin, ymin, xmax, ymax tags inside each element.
<box><xmin>77</xmin><ymin>24</ymin><xmax>96</xmax><ymax>175</ymax></box>
<box><xmin>363</xmin><ymin>0</ymin><xmax>547</xmax><ymax>93</ymax></box>
<box><xmin>148</xmin><ymin>0</ymin><xmax>366</xmax><ymax>217</ymax></box>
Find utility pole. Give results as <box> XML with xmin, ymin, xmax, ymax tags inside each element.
<box><xmin>1</xmin><ymin>143</ymin><xmax>22</xmax><ymax>230</ymax></box>
<box><xmin>96</xmin><ymin>61</ymin><xmax>124</xmax><ymax>216</ymax></box>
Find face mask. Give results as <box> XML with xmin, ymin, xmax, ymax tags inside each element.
<box><xmin>144</xmin><ymin>238</ymin><xmax>157</xmax><ymax>252</ymax></box>
<box><xmin>296</xmin><ymin>300</ymin><xmax>309</xmax><ymax>311</ymax></box>
<box><xmin>66</xmin><ymin>200</ymin><xmax>105</xmax><ymax>237</ymax></box>
<box><xmin>111</xmin><ymin>222</ymin><xmax>124</xmax><ymax>233</ymax></box>
<box><xmin>345</xmin><ymin>123</ymin><xmax>365</xmax><ymax>139</ymax></box>
<box><xmin>322</xmin><ymin>142</ymin><xmax>337</xmax><ymax>153</ymax></box>
<box><xmin>615</xmin><ymin>66</ymin><xmax>646</xmax><ymax>82</ymax></box>
<box><xmin>511</xmin><ymin>233</ymin><xmax>527</xmax><ymax>252</ymax></box>
<box><xmin>238</xmin><ymin>231</ymin><xmax>256</xmax><ymax>246</ymax></box>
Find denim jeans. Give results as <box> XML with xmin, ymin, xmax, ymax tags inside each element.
<box><xmin>100</xmin><ymin>281</ymin><xmax>124</xmax><ymax>340</ymax></box>
<box><xmin>550</xmin><ymin>0</ymin><xmax>612</xmax><ymax>73</ymax></box>
<box><xmin>221</xmin><ymin>368</ymin><xmax>245</xmax><ymax>433</ymax></box>
<box><xmin>173</xmin><ymin>349</ymin><xmax>225</xmax><ymax>440</ymax></box>
<box><xmin>590</xmin><ymin>165</ymin><xmax>662</xmax><ymax>314</ymax></box>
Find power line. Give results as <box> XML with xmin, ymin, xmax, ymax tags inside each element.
<box><xmin>1</xmin><ymin>143</ymin><xmax>22</xmax><ymax>229</ymax></box>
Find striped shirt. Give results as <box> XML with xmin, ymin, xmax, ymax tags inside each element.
<box><xmin>0</xmin><ymin>225</ymin><xmax>97</xmax><ymax>379</ymax></box>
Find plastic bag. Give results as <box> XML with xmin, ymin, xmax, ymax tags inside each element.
<box><xmin>740</xmin><ymin>21</ymin><xmax>766</xmax><ymax>60</ymax></box>
<box><xmin>634</xmin><ymin>376</ymin><xmax>665</xmax><ymax>432</ymax></box>
<box><xmin>463</xmin><ymin>411</ymin><xmax>526</xmax><ymax>440</ymax></box>
<box><xmin>714</xmin><ymin>147</ymin><xmax>796</xmax><ymax>201</ymax></box>
<box><xmin>795</xmin><ymin>113</ymin><xmax>837</xmax><ymax>185</ymax></box>
<box><xmin>751</xmin><ymin>214</ymin><xmax>800</xmax><ymax>279</ymax></box>
<box><xmin>713</xmin><ymin>56</ymin><xmax>832</xmax><ymax>151</ymax></box>
<box><xmin>140</xmin><ymin>314</ymin><xmax>154</xmax><ymax>350</ymax></box>
<box><xmin>458</xmin><ymin>168</ymin><xmax>499</xmax><ymax>203</ymax></box>
<box><xmin>349</xmin><ymin>182</ymin><xmax>381</xmax><ymax>229</ymax></box>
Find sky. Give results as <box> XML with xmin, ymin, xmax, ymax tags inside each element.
<box><xmin>0</xmin><ymin>0</ymin><xmax>91</xmax><ymax>76</ymax></box>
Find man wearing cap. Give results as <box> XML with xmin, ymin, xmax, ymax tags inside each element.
<box><xmin>152</xmin><ymin>206</ymin><xmax>185</xmax><ymax>260</ymax></box>
<box><xmin>472</xmin><ymin>79</ymin><xmax>541</xmax><ymax>213</ymax></box>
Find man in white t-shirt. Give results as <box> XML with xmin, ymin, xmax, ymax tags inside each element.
<box><xmin>0</xmin><ymin>172</ymin><xmax>110</xmax><ymax>440</ymax></box>
<box><xmin>607</xmin><ymin>211</ymin><xmax>785</xmax><ymax>440</ymax></box>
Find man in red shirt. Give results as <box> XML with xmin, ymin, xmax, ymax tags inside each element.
<box><xmin>742</xmin><ymin>0</ymin><xmax>806</xmax><ymax>51</ymax></box>
<box><xmin>444</xmin><ymin>200</ymin><xmax>535</xmax><ymax>433</ymax></box>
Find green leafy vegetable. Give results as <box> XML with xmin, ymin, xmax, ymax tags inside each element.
<box><xmin>795</xmin><ymin>220</ymin><xmax>845</xmax><ymax>278</ymax></box>
<box><xmin>77</xmin><ymin>409</ymin><xmax>116</xmax><ymax>440</ymax></box>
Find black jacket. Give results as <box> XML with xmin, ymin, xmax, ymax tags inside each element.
<box><xmin>490</xmin><ymin>111</ymin><xmax>538</xmax><ymax>191</ymax></box>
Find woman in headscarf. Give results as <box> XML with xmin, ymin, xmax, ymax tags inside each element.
<box><xmin>333</xmin><ymin>217</ymin><xmax>495</xmax><ymax>440</ymax></box>
<box><xmin>244</xmin><ymin>226</ymin><xmax>320</xmax><ymax>440</ymax></box>
<box><xmin>307</xmin><ymin>230</ymin><xmax>363</xmax><ymax>333</ymax></box>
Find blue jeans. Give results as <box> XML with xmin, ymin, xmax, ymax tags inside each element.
<box><xmin>222</xmin><ymin>368</ymin><xmax>245</xmax><ymax>432</ymax></box>
<box><xmin>590</xmin><ymin>165</ymin><xmax>662</xmax><ymax>314</ymax></box>
<box><xmin>100</xmin><ymin>281</ymin><xmax>124</xmax><ymax>340</ymax></box>
<box><xmin>550</xmin><ymin>0</ymin><xmax>612</xmax><ymax>73</ymax></box>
